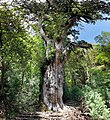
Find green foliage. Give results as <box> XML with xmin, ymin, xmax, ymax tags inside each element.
<box><xmin>95</xmin><ymin>32</ymin><xmax>110</xmax><ymax>45</ymax></box>
<box><xmin>0</xmin><ymin>4</ymin><xmax>45</xmax><ymax>116</ymax></box>
<box><xmin>71</xmin><ymin>86</ymin><xmax>84</xmax><ymax>101</ymax></box>
<box><xmin>81</xmin><ymin>45</ymin><xmax>110</xmax><ymax>119</ymax></box>
<box><xmin>43</xmin><ymin>13</ymin><xmax>68</xmax><ymax>39</ymax></box>
<box><xmin>64</xmin><ymin>49</ymin><xmax>88</xmax><ymax>86</ymax></box>
<box><xmin>83</xmin><ymin>85</ymin><xmax>110</xmax><ymax>119</ymax></box>
<box><xmin>64</xmin><ymin>45</ymin><xmax>110</xmax><ymax>119</ymax></box>
<box><xmin>95</xmin><ymin>32</ymin><xmax>110</xmax><ymax>65</ymax></box>
<box><xmin>5</xmin><ymin>61</ymin><xmax>40</xmax><ymax>115</ymax></box>
<box><xmin>64</xmin><ymin>84</ymin><xmax>83</xmax><ymax>102</ymax></box>
<box><xmin>47</xmin><ymin>46</ymin><xmax>56</xmax><ymax>60</ymax></box>
<box><xmin>63</xmin><ymin>49</ymin><xmax>88</xmax><ymax>102</ymax></box>
<box><xmin>3</xmin><ymin>35</ymin><xmax>44</xmax><ymax>116</ymax></box>
<box><xmin>89</xmin><ymin>67</ymin><xmax>110</xmax><ymax>104</ymax></box>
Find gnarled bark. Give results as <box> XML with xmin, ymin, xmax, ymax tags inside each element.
<box><xmin>42</xmin><ymin>41</ymin><xmax>64</xmax><ymax>111</ymax></box>
<box><xmin>43</xmin><ymin>62</ymin><xmax>64</xmax><ymax>111</ymax></box>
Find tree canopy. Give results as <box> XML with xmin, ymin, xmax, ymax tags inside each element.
<box><xmin>13</xmin><ymin>0</ymin><xmax>110</xmax><ymax>42</ymax></box>
<box><xmin>95</xmin><ymin>32</ymin><xmax>110</xmax><ymax>65</ymax></box>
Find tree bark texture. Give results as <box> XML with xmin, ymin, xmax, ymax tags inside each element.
<box><xmin>42</xmin><ymin>41</ymin><xmax>64</xmax><ymax>111</ymax></box>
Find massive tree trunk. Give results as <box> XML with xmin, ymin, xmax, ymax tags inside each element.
<box><xmin>38</xmin><ymin>23</ymin><xmax>66</xmax><ymax>111</ymax></box>
<box><xmin>42</xmin><ymin>41</ymin><xmax>64</xmax><ymax>111</ymax></box>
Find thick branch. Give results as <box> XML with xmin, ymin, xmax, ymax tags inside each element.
<box><xmin>72</xmin><ymin>41</ymin><xmax>93</xmax><ymax>49</ymax></box>
<box><xmin>65</xmin><ymin>17</ymin><xmax>77</xmax><ymax>30</ymax></box>
<box><xmin>38</xmin><ymin>23</ymin><xmax>50</xmax><ymax>42</ymax></box>
<box><xmin>62</xmin><ymin>40</ymin><xmax>92</xmax><ymax>63</ymax></box>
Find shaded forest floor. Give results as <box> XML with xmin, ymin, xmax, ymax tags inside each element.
<box><xmin>0</xmin><ymin>101</ymin><xmax>92</xmax><ymax>120</ymax></box>
<box><xmin>12</xmin><ymin>101</ymin><xmax>92</xmax><ymax>120</ymax></box>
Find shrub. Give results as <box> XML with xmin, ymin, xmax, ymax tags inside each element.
<box><xmin>83</xmin><ymin>85</ymin><xmax>110</xmax><ymax>119</ymax></box>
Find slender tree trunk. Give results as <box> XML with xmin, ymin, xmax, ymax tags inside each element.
<box><xmin>41</xmin><ymin>41</ymin><xmax>64</xmax><ymax>111</ymax></box>
<box><xmin>0</xmin><ymin>26</ymin><xmax>9</xmax><ymax>119</ymax></box>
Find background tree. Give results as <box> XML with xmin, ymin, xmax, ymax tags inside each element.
<box><xmin>12</xmin><ymin>0</ymin><xmax>110</xmax><ymax>111</ymax></box>
<box><xmin>0</xmin><ymin>3</ymin><xmax>44</xmax><ymax>117</ymax></box>
<box><xmin>95</xmin><ymin>32</ymin><xmax>110</xmax><ymax>66</ymax></box>
<box><xmin>0</xmin><ymin>3</ymin><xmax>27</xmax><ymax>116</ymax></box>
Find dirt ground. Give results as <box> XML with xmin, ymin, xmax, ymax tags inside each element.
<box><xmin>14</xmin><ymin>103</ymin><xmax>92</xmax><ymax>120</ymax></box>
<box><xmin>0</xmin><ymin>101</ymin><xmax>92</xmax><ymax>120</ymax></box>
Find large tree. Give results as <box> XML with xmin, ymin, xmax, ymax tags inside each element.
<box><xmin>13</xmin><ymin>0</ymin><xmax>110</xmax><ymax>111</ymax></box>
